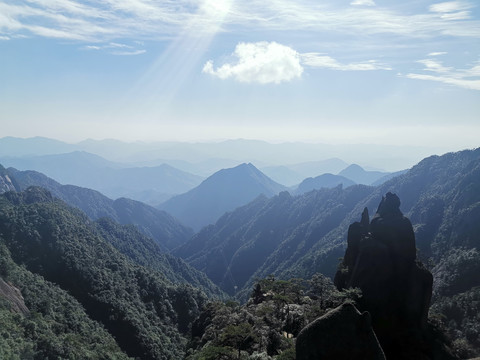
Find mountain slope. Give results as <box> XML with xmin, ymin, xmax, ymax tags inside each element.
<box><xmin>160</xmin><ymin>163</ymin><xmax>287</xmax><ymax>231</ymax></box>
<box><xmin>6</xmin><ymin>167</ymin><xmax>193</xmax><ymax>250</ymax></box>
<box><xmin>174</xmin><ymin>149</ymin><xmax>480</xmax><ymax>305</ymax></box>
<box><xmin>295</xmin><ymin>173</ymin><xmax>356</xmax><ymax>194</ymax></box>
<box><xmin>0</xmin><ymin>187</ymin><xmax>219</xmax><ymax>359</ymax></box>
<box><xmin>290</xmin><ymin>148</ymin><xmax>480</xmax><ymax>285</ymax></box>
<box><xmin>0</xmin><ymin>242</ymin><xmax>131</xmax><ymax>359</ymax></box>
<box><xmin>174</xmin><ymin>185</ymin><xmax>373</xmax><ymax>295</ymax></box>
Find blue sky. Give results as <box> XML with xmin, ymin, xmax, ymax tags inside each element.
<box><xmin>0</xmin><ymin>0</ymin><xmax>479</xmax><ymax>151</ymax></box>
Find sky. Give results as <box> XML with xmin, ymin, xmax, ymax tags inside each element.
<box><xmin>0</xmin><ymin>0</ymin><xmax>479</xmax><ymax>151</ymax></box>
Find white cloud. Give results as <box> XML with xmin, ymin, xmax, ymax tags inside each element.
<box><xmin>203</xmin><ymin>42</ymin><xmax>303</xmax><ymax>84</ymax></box>
<box><xmin>301</xmin><ymin>53</ymin><xmax>391</xmax><ymax>71</ymax></box>
<box><xmin>111</xmin><ymin>49</ymin><xmax>146</xmax><ymax>56</ymax></box>
<box><xmin>0</xmin><ymin>35</ymin><xmax>10</xmax><ymax>40</ymax></box>
<box><xmin>84</xmin><ymin>45</ymin><xmax>101</xmax><ymax>50</ymax></box>
<box><xmin>417</xmin><ymin>59</ymin><xmax>452</xmax><ymax>73</ymax></box>
<box><xmin>406</xmin><ymin>73</ymin><xmax>480</xmax><ymax>90</ymax></box>
<box><xmin>406</xmin><ymin>60</ymin><xmax>480</xmax><ymax>90</ymax></box>
<box><xmin>82</xmin><ymin>42</ymin><xmax>144</xmax><ymax>55</ymax></box>
<box><xmin>429</xmin><ymin>1</ymin><xmax>472</xmax><ymax>13</ymax></box>
<box><xmin>107</xmin><ymin>42</ymin><xmax>132</xmax><ymax>49</ymax></box>
<box><xmin>203</xmin><ymin>43</ymin><xmax>392</xmax><ymax>84</ymax></box>
<box><xmin>429</xmin><ymin>1</ymin><xmax>473</xmax><ymax>20</ymax></box>
<box><xmin>428</xmin><ymin>51</ymin><xmax>447</xmax><ymax>56</ymax></box>
<box><xmin>351</xmin><ymin>0</ymin><xmax>376</xmax><ymax>6</ymax></box>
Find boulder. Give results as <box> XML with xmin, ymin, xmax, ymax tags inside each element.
<box><xmin>296</xmin><ymin>302</ymin><xmax>385</xmax><ymax>360</ymax></box>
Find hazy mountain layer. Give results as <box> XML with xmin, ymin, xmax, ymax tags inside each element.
<box><xmin>0</xmin><ymin>136</ymin><xmax>440</xmax><ymax>171</ymax></box>
<box><xmin>160</xmin><ymin>163</ymin><xmax>287</xmax><ymax>231</ymax></box>
<box><xmin>338</xmin><ymin>163</ymin><xmax>389</xmax><ymax>185</ymax></box>
<box><xmin>294</xmin><ymin>173</ymin><xmax>356</xmax><ymax>194</ymax></box>
<box><xmin>0</xmin><ymin>151</ymin><xmax>203</xmax><ymax>205</ymax></box>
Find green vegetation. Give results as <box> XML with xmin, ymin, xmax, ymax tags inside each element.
<box><xmin>1</xmin><ymin>148</ymin><xmax>479</xmax><ymax>358</ymax></box>
<box><xmin>186</xmin><ymin>274</ymin><xmax>359</xmax><ymax>359</ymax></box>
<box><xmin>0</xmin><ymin>242</ymin><xmax>131</xmax><ymax>359</ymax></box>
<box><xmin>0</xmin><ymin>187</ymin><xmax>211</xmax><ymax>359</ymax></box>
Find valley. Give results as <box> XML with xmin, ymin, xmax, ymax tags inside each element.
<box><xmin>0</xmin><ymin>138</ymin><xmax>479</xmax><ymax>359</ymax></box>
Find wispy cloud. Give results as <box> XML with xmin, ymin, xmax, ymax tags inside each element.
<box><xmin>301</xmin><ymin>53</ymin><xmax>391</xmax><ymax>71</ymax></box>
<box><xmin>429</xmin><ymin>1</ymin><xmax>473</xmax><ymax>13</ymax></box>
<box><xmin>111</xmin><ymin>49</ymin><xmax>146</xmax><ymax>56</ymax></box>
<box><xmin>203</xmin><ymin>42</ymin><xmax>303</xmax><ymax>84</ymax></box>
<box><xmin>406</xmin><ymin>58</ymin><xmax>480</xmax><ymax>90</ymax></box>
<box><xmin>0</xmin><ymin>0</ymin><xmax>479</xmax><ymax>43</ymax></box>
<box><xmin>350</xmin><ymin>0</ymin><xmax>376</xmax><ymax>6</ymax></box>
<box><xmin>429</xmin><ymin>1</ymin><xmax>474</xmax><ymax>20</ymax></box>
<box><xmin>0</xmin><ymin>34</ymin><xmax>10</xmax><ymax>40</ymax></box>
<box><xmin>428</xmin><ymin>51</ymin><xmax>448</xmax><ymax>56</ymax></box>
<box><xmin>82</xmin><ymin>41</ymin><xmax>145</xmax><ymax>55</ymax></box>
<box><xmin>417</xmin><ymin>59</ymin><xmax>452</xmax><ymax>73</ymax></box>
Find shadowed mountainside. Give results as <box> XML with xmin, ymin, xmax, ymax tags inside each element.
<box><xmin>175</xmin><ymin>149</ymin><xmax>480</xmax><ymax>310</ymax></box>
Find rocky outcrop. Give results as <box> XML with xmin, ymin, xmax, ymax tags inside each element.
<box><xmin>0</xmin><ymin>277</ymin><xmax>29</xmax><ymax>315</ymax></box>
<box><xmin>296</xmin><ymin>302</ymin><xmax>386</xmax><ymax>360</ymax></box>
<box><xmin>0</xmin><ymin>167</ymin><xmax>17</xmax><ymax>194</ymax></box>
<box><xmin>333</xmin><ymin>192</ymin><xmax>452</xmax><ymax>359</ymax></box>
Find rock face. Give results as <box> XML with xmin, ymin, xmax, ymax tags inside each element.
<box><xmin>296</xmin><ymin>302</ymin><xmax>386</xmax><ymax>360</ymax></box>
<box><xmin>334</xmin><ymin>192</ymin><xmax>437</xmax><ymax>359</ymax></box>
<box><xmin>0</xmin><ymin>277</ymin><xmax>29</xmax><ymax>315</ymax></box>
<box><xmin>0</xmin><ymin>170</ymin><xmax>17</xmax><ymax>194</ymax></box>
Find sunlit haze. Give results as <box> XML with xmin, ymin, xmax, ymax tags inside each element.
<box><xmin>0</xmin><ymin>0</ymin><xmax>479</xmax><ymax>151</ymax></box>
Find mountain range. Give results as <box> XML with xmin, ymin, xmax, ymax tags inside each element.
<box><xmin>0</xmin><ymin>136</ymin><xmax>440</xmax><ymax>171</ymax></box>
<box><xmin>174</xmin><ymin>148</ymin><xmax>480</xmax><ymax>305</ymax></box>
<box><xmin>1</xmin><ymin>143</ymin><xmax>479</xmax><ymax>357</ymax></box>
<box><xmin>294</xmin><ymin>173</ymin><xmax>356</xmax><ymax>194</ymax></box>
<box><xmin>0</xmin><ymin>151</ymin><xmax>203</xmax><ymax>206</ymax></box>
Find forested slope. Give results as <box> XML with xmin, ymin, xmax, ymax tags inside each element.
<box><xmin>0</xmin><ymin>187</ymin><xmax>222</xmax><ymax>359</ymax></box>
<box><xmin>7</xmin><ymin>167</ymin><xmax>193</xmax><ymax>250</ymax></box>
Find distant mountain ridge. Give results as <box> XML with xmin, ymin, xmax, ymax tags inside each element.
<box><xmin>159</xmin><ymin>163</ymin><xmax>287</xmax><ymax>231</ymax></box>
<box><xmin>295</xmin><ymin>173</ymin><xmax>356</xmax><ymax>194</ymax></box>
<box><xmin>262</xmin><ymin>158</ymin><xmax>350</xmax><ymax>186</ymax></box>
<box><xmin>338</xmin><ymin>163</ymin><xmax>389</xmax><ymax>185</ymax></box>
<box><xmin>0</xmin><ymin>151</ymin><xmax>203</xmax><ymax>205</ymax></box>
<box><xmin>0</xmin><ymin>136</ymin><xmax>440</xmax><ymax>171</ymax></box>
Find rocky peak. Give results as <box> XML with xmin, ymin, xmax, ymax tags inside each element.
<box><xmin>332</xmin><ymin>193</ymin><xmax>450</xmax><ymax>359</ymax></box>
